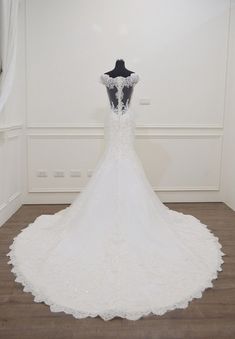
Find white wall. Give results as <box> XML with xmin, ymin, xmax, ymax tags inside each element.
<box><xmin>1</xmin><ymin>0</ymin><xmax>234</xmax><ymax>226</ymax></box>
<box><xmin>23</xmin><ymin>0</ymin><xmax>230</xmax><ymax>204</ymax></box>
<box><xmin>26</xmin><ymin>0</ymin><xmax>228</xmax><ymax>126</ymax></box>
<box><xmin>0</xmin><ymin>0</ymin><xmax>26</xmax><ymax>225</ymax></box>
<box><xmin>221</xmin><ymin>0</ymin><xmax>235</xmax><ymax>211</ymax></box>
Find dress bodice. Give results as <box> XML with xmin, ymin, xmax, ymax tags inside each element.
<box><xmin>100</xmin><ymin>73</ymin><xmax>139</xmax><ymax>115</ymax></box>
<box><xmin>100</xmin><ymin>73</ymin><xmax>140</xmax><ymax>158</ymax></box>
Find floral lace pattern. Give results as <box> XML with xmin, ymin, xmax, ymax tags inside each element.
<box><xmin>6</xmin><ymin>74</ymin><xmax>225</xmax><ymax>321</ymax></box>
<box><xmin>100</xmin><ymin>73</ymin><xmax>139</xmax><ymax>115</ymax></box>
<box><xmin>100</xmin><ymin>73</ymin><xmax>139</xmax><ymax>89</ymax></box>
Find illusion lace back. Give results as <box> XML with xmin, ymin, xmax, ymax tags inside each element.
<box><xmin>7</xmin><ymin>73</ymin><xmax>225</xmax><ymax>321</ymax></box>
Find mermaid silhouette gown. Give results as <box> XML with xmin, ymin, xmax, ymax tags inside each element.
<box><xmin>7</xmin><ymin>73</ymin><xmax>225</xmax><ymax>321</ymax></box>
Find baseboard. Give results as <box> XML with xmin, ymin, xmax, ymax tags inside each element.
<box><xmin>23</xmin><ymin>190</ymin><xmax>223</xmax><ymax>205</ymax></box>
<box><xmin>0</xmin><ymin>192</ymin><xmax>22</xmax><ymax>227</ymax></box>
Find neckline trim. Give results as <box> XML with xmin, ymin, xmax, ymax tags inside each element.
<box><xmin>100</xmin><ymin>73</ymin><xmax>139</xmax><ymax>88</ymax></box>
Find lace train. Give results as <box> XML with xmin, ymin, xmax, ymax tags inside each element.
<box><xmin>6</xmin><ymin>73</ymin><xmax>225</xmax><ymax>321</ymax></box>
<box><xmin>7</xmin><ymin>206</ymin><xmax>225</xmax><ymax>321</ymax></box>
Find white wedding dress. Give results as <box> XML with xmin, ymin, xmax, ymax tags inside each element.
<box><xmin>7</xmin><ymin>73</ymin><xmax>225</xmax><ymax>321</ymax></box>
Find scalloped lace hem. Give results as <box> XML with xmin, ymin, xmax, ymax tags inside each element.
<box><xmin>7</xmin><ymin>230</ymin><xmax>225</xmax><ymax>321</ymax></box>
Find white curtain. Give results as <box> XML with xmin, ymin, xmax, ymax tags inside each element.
<box><xmin>0</xmin><ymin>0</ymin><xmax>20</xmax><ymax>114</ymax></box>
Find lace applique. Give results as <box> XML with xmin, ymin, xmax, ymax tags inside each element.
<box><xmin>100</xmin><ymin>73</ymin><xmax>139</xmax><ymax>89</ymax></box>
<box><xmin>100</xmin><ymin>73</ymin><xmax>139</xmax><ymax>115</ymax></box>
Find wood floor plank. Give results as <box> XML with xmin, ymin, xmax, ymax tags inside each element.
<box><xmin>0</xmin><ymin>203</ymin><xmax>234</xmax><ymax>339</ymax></box>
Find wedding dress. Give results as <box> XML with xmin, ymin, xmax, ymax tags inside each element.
<box><xmin>7</xmin><ymin>73</ymin><xmax>225</xmax><ymax>321</ymax></box>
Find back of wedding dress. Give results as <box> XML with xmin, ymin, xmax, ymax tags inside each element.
<box><xmin>7</xmin><ymin>73</ymin><xmax>225</xmax><ymax>321</ymax></box>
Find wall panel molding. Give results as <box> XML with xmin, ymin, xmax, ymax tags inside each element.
<box><xmin>0</xmin><ymin>129</ymin><xmax>23</xmax><ymax>226</ymax></box>
<box><xmin>27</xmin><ymin>123</ymin><xmax>223</xmax><ymax>138</ymax></box>
<box><xmin>28</xmin><ymin>186</ymin><xmax>220</xmax><ymax>193</ymax></box>
<box><xmin>26</xmin><ymin>124</ymin><xmax>223</xmax><ymax>196</ymax></box>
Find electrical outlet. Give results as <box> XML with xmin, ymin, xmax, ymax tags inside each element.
<box><xmin>54</xmin><ymin>171</ymin><xmax>65</xmax><ymax>178</ymax></box>
<box><xmin>139</xmin><ymin>98</ymin><xmax>151</xmax><ymax>105</ymax></box>
<box><xmin>87</xmin><ymin>169</ymin><xmax>93</xmax><ymax>177</ymax></box>
<box><xmin>70</xmin><ymin>170</ymin><xmax>81</xmax><ymax>177</ymax></box>
<box><xmin>37</xmin><ymin>170</ymin><xmax>48</xmax><ymax>178</ymax></box>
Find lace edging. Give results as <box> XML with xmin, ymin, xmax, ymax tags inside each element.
<box><xmin>100</xmin><ymin>73</ymin><xmax>139</xmax><ymax>89</ymax></box>
<box><xmin>6</xmin><ymin>212</ymin><xmax>225</xmax><ymax>321</ymax></box>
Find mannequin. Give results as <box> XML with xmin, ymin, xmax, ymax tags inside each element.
<box><xmin>103</xmin><ymin>59</ymin><xmax>136</xmax><ymax>114</ymax></box>
<box><xmin>104</xmin><ymin>59</ymin><xmax>134</xmax><ymax>78</ymax></box>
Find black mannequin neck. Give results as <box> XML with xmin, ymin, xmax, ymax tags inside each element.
<box><xmin>105</xmin><ymin>59</ymin><xmax>134</xmax><ymax>78</ymax></box>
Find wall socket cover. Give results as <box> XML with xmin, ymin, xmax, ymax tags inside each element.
<box><xmin>139</xmin><ymin>98</ymin><xmax>151</xmax><ymax>105</ymax></box>
<box><xmin>37</xmin><ymin>170</ymin><xmax>48</xmax><ymax>177</ymax></box>
<box><xmin>70</xmin><ymin>170</ymin><xmax>81</xmax><ymax>177</ymax></box>
<box><xmin>87</xmin><ymin>169</ymin><xmax>93</xmax><ymax>177</ymax></box>
<box><xmin>54</xmin><ymin>171</ymin><xmax>65</xmax><ymax>178</ymax></box>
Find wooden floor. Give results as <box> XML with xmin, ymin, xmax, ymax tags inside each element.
<box><xmin>0</xmin><ymin>202</ymin><xmax>235</xmax><ymax>339</ymax></box>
